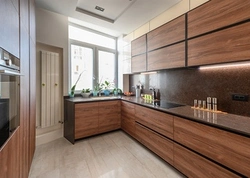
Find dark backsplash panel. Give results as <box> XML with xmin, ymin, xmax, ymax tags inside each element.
<box><xmin>129</xmin><ymin>65</ymin><xmax>250</xmax><ymax>117</ymax></box>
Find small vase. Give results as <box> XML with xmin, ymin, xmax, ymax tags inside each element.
<box><xmin>113</xmin><ymin>91</ymin><xmax>118</xmax><ymax>96</ymax></box>
<box><xmin>69</xmin><ymin>91</ymin><xmax>75</xmax><ymax>98</ymax></box>
<box><xmin>93</xmin><ymin>91</ymin><xmax>98</xmax><ymax>96</ymax></box>
<box><xmin>104</xmin><ymin>90</ymin><xmax>110</xmax><ymax>96</ymax></box>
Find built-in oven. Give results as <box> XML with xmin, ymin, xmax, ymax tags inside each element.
<box><xmin>0</xmin><ymin>47</ymin><xmax>20</xmax><ymax>148</ymax></box>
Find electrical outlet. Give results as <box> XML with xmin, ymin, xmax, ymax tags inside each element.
<box><xmin>232</xmin><ymin>94</ymin><xmax>249</xmax><ymax>101</ymax></box>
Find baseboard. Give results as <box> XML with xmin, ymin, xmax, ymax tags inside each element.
<box><xmin>36</xmin><ymin>128</ymin><xmax>63</xmax><ymax>146</ymax></box>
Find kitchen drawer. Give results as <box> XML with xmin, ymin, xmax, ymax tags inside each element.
<box><xmin>174</xmin><ymin>143</ymin><xmax>241</xmax><ymax>178</ymax></box>
<box><xmin>75</xmin><ymin>102</ymin><xmax>99</xmax><ymax>119</ymax></box>
<box><xmin>121</xmin><ymin>101</ymin><xmax>135</xmax><ymax>114</ymax></box>
<box><xmin>135</xmin><ymin>105</ymin><xmax>174</xmax><ymax>139</ymax></box>
<box><xmin>135</xmin><ymin>123</ymin><xmax>174</xmax><ymax>165</ymax></box>
<box><xmin>174</xmin><ymin>116</ymin><xmax>250</xmax><ymax>177</ymax></box>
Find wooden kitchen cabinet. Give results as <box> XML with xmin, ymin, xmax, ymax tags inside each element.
<box><xmin>147</xmin><ymin>42</ymin><xmax>185</xmax><ymax>71</ymax></box>
<box><xmin>64</xmin><ymin>100</ymin><xmax>121</xmax><ymax>143</ymax></box>
<box><xmin>131</xmin><ymin>53</ymin><xmax>147</xmax><ymax>73</ymax></box>
<box><xmin>147</xmin><ymin>15</ymin><xmax>185</xmax><ymax>51</ymax></box>
<box><xmin>75</xmin><ymin>102</ymin><xmax>99</xmax><ymax>139</ymax></box>
<box><xmin>174</xmin><ymin>143</ymin><xmax>241</xmax><ymax>178</ymax></box>
<box><xmin>135</xmin><ymin>123</ymin><xmax>174</xmax><ymax>165</ymax></box>
<box><xmin>135</xmin><ymin>105</ymin><xmax>174</xmax><ymax>139</ymax></box>
<box><xmin>131</xmin><ymin>35</ymin><xmax>147</xmax><ymax>73</ymax></box>
<box><xmin>131</xmin><ymin>35</ymin><xmax>146</xmax><ymax>56</ymax></box>
<box><xmin>188</xmin><ymin>0</ymin><xmax>250</xmax><ymax>38</ymax></box>
<box><xmin>121</xmin><ymin>101</ymin><xmax>136</xmax><ymax>138</ymax></box>
<box><xmin>188</xmin><ymin>22</ymin><xmax>250</xmax><ymax>66</ymax></box>
<box><xmin>99</xmin><ymin>100</ymin><xmax>121</xmax><ymax>133</ymax></box>
<box><xmin>174</xmin><ymin>116</ymin><xmax>250</xmax><ymax>177</ymax></box>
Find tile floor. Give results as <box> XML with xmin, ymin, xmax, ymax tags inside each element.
<box><xmin>29</xmin><ymin>130</ymin><xmax>185</xmax><ymax>178</ymax></box>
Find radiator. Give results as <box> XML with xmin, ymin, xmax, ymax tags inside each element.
<box><xmin>40</xmin><ymin>51</ymin><xmax>61</xmax><ymax>128</ymax></box>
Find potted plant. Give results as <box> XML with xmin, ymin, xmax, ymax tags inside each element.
<box><xmin>81</xmin><ymin>88</ymin><xmax>90</xmax><ymax>98</ymax></box>
<box><xmin>113</xmin><ymin>88</ymin><xmax>122</xmax><ymax>96</ymax></box>
<box><xmin>69</xmin><ymin>72</ymin><xmax>83</xmax><ymax>98</ymax></box>
<box><xmin>93</xmin><ymin>82</ymin><xmax>102</xmax><ymax>96</ymax></box>
<box><xmin>101</xmin><ymin>80</ymin><xmax>112</xmax><ymax>96</ymax></box>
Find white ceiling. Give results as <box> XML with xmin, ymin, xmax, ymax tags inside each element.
<box><xmin>35</xmin><ymin>0</ymin><xmax>181</xmax><ymax>37</ymax></box>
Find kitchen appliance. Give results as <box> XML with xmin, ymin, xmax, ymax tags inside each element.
<box><xmin>0</xmin><ymin>47</ymin><xmax>20</xmax><ymax>148</ymax></box>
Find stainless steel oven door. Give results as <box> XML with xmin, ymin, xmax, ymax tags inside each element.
<box><xmin>0</xmin><ymin>70</ymin><xmax>20</xmax><ymax>148</ymax></box>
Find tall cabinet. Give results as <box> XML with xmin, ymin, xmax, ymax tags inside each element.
<box><xmin>0</xmin><ymin>0</ymin><xmax>36</xmax><ymax>177</ymax></box>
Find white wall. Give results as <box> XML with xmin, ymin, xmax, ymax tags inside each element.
<box><xmin>36</xmin><ymin>8</ymin><xmax>68</xmax><ymax>145</ymax></box>
<box><xmin>36</xmin><ymin>8</ymin><xmax>69</xmax><ymax>95</ymax></box>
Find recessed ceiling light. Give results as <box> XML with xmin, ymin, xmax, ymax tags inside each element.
<box><xmin>95</xmin><ymin>6</ymin><xmax>105</xmax><ymax>12</ymax></box>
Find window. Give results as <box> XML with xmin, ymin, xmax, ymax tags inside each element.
<box><xmin>98</xmin><ymin>50</ymin><xmax>116</xmax><ymax>88</ymax></box>
<box><xmin>69</xmin><ymin>24</ymin><xmax>117</xmax><ymax>92</ymax></box>
<box><xmin>71</xmin><ymin>45</ymin><xmax>93</xmax><ymax>91</ymax></box>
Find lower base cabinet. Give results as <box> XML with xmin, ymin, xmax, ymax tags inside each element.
<box><xmin>121</xmin><ymin>101</ymin><xmax>136</xmax><ymax>138</ymax></box>
<box><xmin>174</xmin><ymin>143</ymin><xmax>241</xmax><ymax>178</ymax></box>
<box><xmin>64</xmin><ymin>100</ymin><xmax>121</xmax><ymax>143</ymax></box>
<box><xmin>135</xmin><ymin>123</ymin><xmax>174</xmax><ymax>165</ymax></box>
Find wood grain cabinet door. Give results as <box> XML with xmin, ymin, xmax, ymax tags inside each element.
<box><xmin>135</xmin><ymin>123</ymin><xmax>174</xmax><ymax>165</ymax></box>
<box><xmin>135</xmin><ymin>105</ymin><xmax>174</xmax><ymax>139</ymax></box>
<box><xmin>147</xmin><ymin>15</ymin><xmax>185</xmax><ymax>51</ymax></box>
<box><xmin>174</xmin><ymin>143</ymin><xmax>241</xmax><ymax>178</ymax></box>
<box><xmin>121</xmin><ymin>101</ymin><xmax>136</xmax><ymax>137</ymax></box>
<box><xmin>174</xmin><ymin>116</ymin><xmax>250</xmax><ymax>177</ymax></box>
<box><xmin>131</xmin><ymin>54</ymin><xmax>147</xmax><ymax>73</ymax></box>
<box><xmin>188</xmin><ymin>22</ymin><xmax>250</xmax><ymax>66</ymax></box>
<box><xmin>188</xmin><ymin>0</ymin><xmax>250</xmax><ymax>38</ymax></box>
<box><xmin>75</xmin><ymin>103</ymin><xmax>99</xmax><ymax>139</ymax></box>
<box><xmin>98</xmin><ymin>100</ymin><xmax>121</xmax><ymax>133</ymax></box>
<box><xmin>131</xmin><ymin>35</ymin><xmax>146</xmax><ymax>56</ymax></box>
<box><xmin>147</xmin><ymin>42</ymin><xmax>185</xmax><ymax>71</ymax></box>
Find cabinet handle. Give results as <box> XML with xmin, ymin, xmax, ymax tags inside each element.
<box><xmin>55</xmin><ymin>83</ymin><xmax>58</xmax><ymax>86</ymax></box>
<box><xmin>42</xmin><ymin>83</ymin><xmax>45</xmax><ymax>86</ymax></box>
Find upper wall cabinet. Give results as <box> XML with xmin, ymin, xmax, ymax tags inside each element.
<box><xmin>188</xmin><ymin>0</ymin><xmax>250</xmax><ymax>38</ymax></box>
<box><xmin>148</xmin><ymin>42</ymin><xmax>185</xmax><ymax>71</ymax></box>
<box><xmin>131</xmin><ymin>35</ymin><xmax>146</xmax><ymax>56</ymax></box>
<box><xmin>131</xmin><ymin>54</ymin><xmax>147</xmax><ymax>73</ymax></box>
<box><xmin>131</xmin><ymin>35</ymin><xmax>147</xmax><ymax>73</ymax></box>
<box><xmin>0</xmin><ymin>0</ymin><xmax>19</xmax><ymax>57</ymax></box>
<box><xmin>147</xmin><ymin>15</ymin><xmax>186</xmax><ymax>52</ymax></box>
<box><xmin>188</xmin><ymin>22</ymin><xmax>250</xmax><ymax>66</ymax></box>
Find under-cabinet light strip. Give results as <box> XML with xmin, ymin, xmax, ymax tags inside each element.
<box><xmin>199</xmin><ymin>61</ymin><xmax>250</xmax><ymax>70</ymax></box>
<box><xmin>140</xmin><ymin>71</ymin><xmax>157</xmax><ymax>75</ymax></box>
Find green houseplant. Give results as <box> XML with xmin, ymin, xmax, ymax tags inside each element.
<box><xmin>102</xmin><ymin>80</ymin><xmax>112</xmax><ymax>96</ymax></box>
<box><xmin>113</xmin><ymin>88</ymin><xmax>122</xmax><ymax>96</ymax></box>
<box><xmin>93</xmin><ymin>82</ymin><xmax>102</xmax><ymax>96</ymax></box>
<box><xmin>81</xmin><ymin>88</ymin><xmax>90</xmax><ymax>98</ymax></box>
<box><xmin>69</xmin><ymin>72</ymin><xmax>83</xmax><ymax>98</ymax></box>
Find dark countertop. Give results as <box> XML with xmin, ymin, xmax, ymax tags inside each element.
<box><xmin>65</xmin><ymin>96</ymin><xmax>250</xmax><ymax>137</ymax></box>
